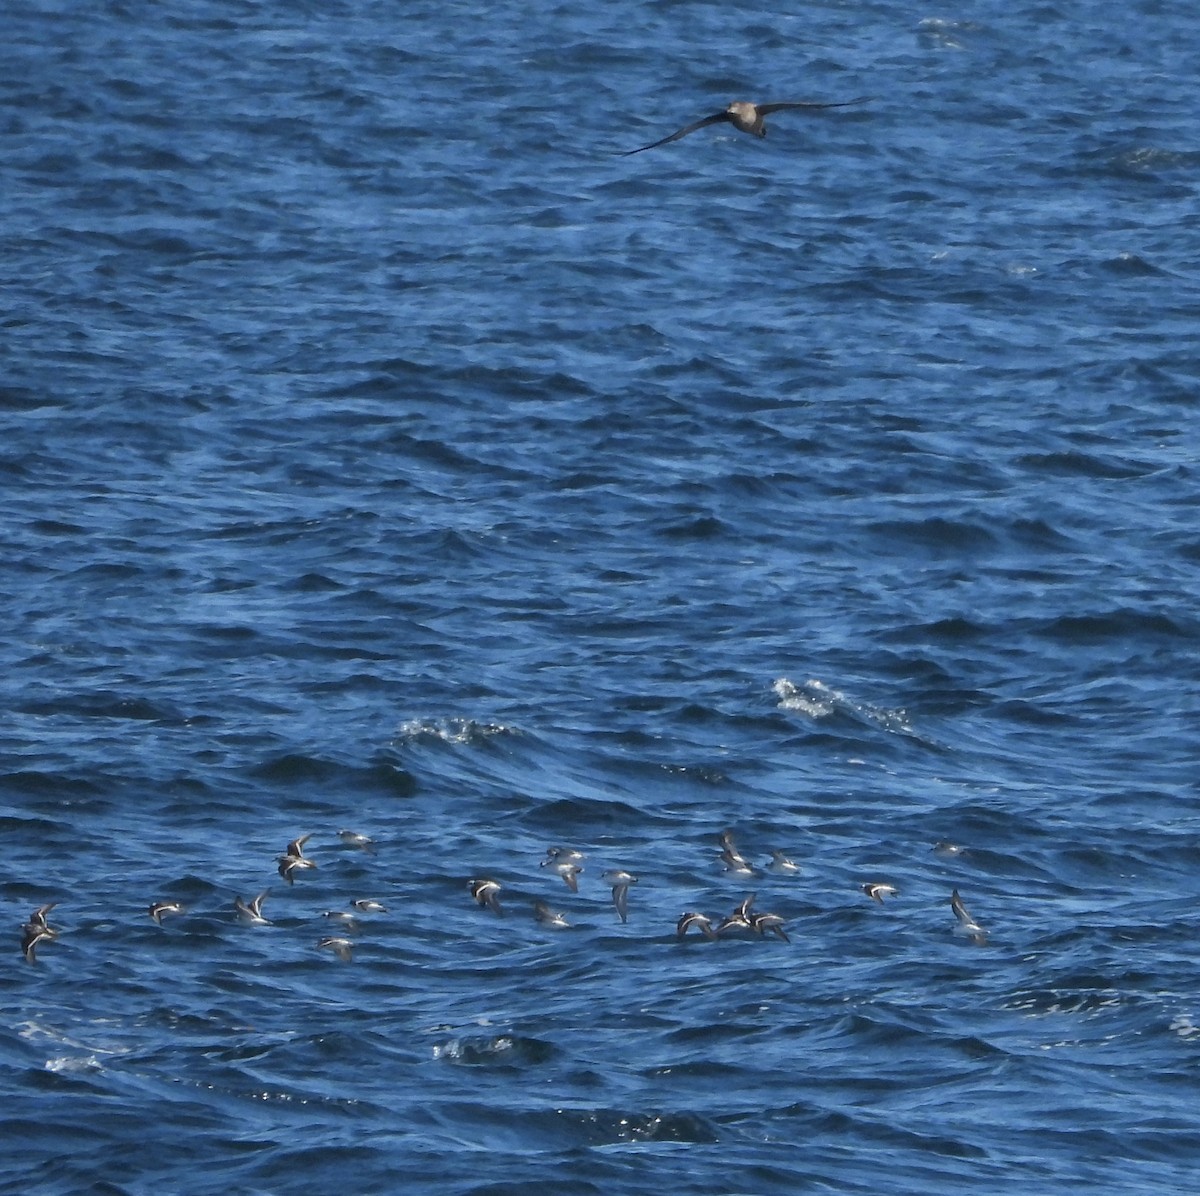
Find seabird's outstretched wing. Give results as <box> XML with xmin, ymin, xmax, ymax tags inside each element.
<box><xmin>756</xmin><ymin>97</ymin><xmax>873</xmax><ymax>115</ymax></box>
<box><xmin>621</xmin><ymin>111</ymin><xmax>729</xmax><ymax>155</ymax></box>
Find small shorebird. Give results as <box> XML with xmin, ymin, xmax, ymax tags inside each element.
<box><xmin>676</xmin><ymin>911</ymin><xmax>717</xmax><ymax>940</ymax></box>
<box><xmin>933</xmin><ymin>841</ymin><xmax>968</xmax><ymax>857</ymax></box>
<box><xmin>750</xmin><ymin>911</ymin><xmax>790</xmax><ymax>942</ymax></box>
<box><xmin>323</xmin><ymin>911</ymin><xmax>361</xmax><ymax>933</ymax></box>
<box><xmin>21</xmin><ymin>904</ymin><xmax>60</xmax><ymax>964</ymax></box>
<box><xmin>317</xmin><ymin>936</ymin><xmax>354</xmax><ymax>962</ymax></box>
<box><xmin>235</xmin><ymin>891</ymin><xmax>271</xmax><ymax>926</ymax></box>
<box><xmin>338</xmin><ymin>830</ymin><xmax>376</xmax><ymax>853</ymax></box>
<box><xmin>534</xmin><ymin>900</ymin><xmax>571</xmax><ymax>929</ymax></box>
<box><xmin>277</xmin><ymin>834</ymin><xmax>317</xmax><ymax>884</ymax></box>
<box><xmin>717</xmin><ymin>894</ymin><xmax>757</xmax><ymax>937</ymax></box>
<box><xmin>718</xmin><ymin>829</ymin><xmax>757</xmax><ymax>875</ymax></box>
<box><xmin>541</xmin><ymin>858</ymin><xmax>582</xmax><ymax>892</ymax></box>
<box><xmin>861</xmin><ymin>883</ymin><xmax>899</xmax><ymax>903</ymax></box>
<box><xmin>766</xmin><ymin>850</ymin><xmax>800</xmax><ymax>874</ymax></box>
<box><xmin>350</xmin><ymin>899</ymin><xmax>388</xmax><ymax>914</ymax></box>
<box><xmin>148</xmin><ymin>900</ymin><xmax>187</xmax><ymax>925</ymax></box>
<box><xmin>602</xmin><ymin>869</ymin><xmax>638</xmax><ymax>923</ymax></box>
<box><xmin>720</xmin><ymin>849</ymin><xmax>758</xmax><ymax>876</ymax></box>
<box><xmin>468</xmin><ymin>878</ymin><xmax>504</xmax><ymax>916</ymax></box>
<box><xmin>622</xmin><ymin>97</ymin><xmax>870</xmax><ymax>155</ymax></box>
<box><xmin>951</xmin><ymin>889</ymin><xmax>988</xmax><ymax>945</ymax></box>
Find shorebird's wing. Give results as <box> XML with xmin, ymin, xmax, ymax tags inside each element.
<box><xmin>621</xmin><ymin>111</ymin><xmax>729</xmax><ymax>155</ymax></box>
<box><xmin>22</xmin><ymin>928</ymin><xmax>45</xmax><ymax>963</ymax></box>
<box><xmin>950</xmin><ymin>890</ymin><xmax>972</xmax><ymax>924</ymax></box>
<box><xmin>757</xmin><ymin>98</ymin><xmax>872</xmax><ymax>116</ymax></box>
<box><xmin>613</xmin><ymin>884</ymin><xmax>629</xmax><ymax>923</ymax></box>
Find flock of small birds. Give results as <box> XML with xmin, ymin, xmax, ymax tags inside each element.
<box><xmin>19</xmin><ymin>827</ymin><xmax>383</xmax><ymax>965</ymax></box>
<box><xmin>466</xmin><ymin>829</ymin><xmax>990</xmax><ymax>947</ymax></box>
<box><xmin>17</xmin><ymin>828</ymin><xmax>988</xmax><ymax>965</ymax></box>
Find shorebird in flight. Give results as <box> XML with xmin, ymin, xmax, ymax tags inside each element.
<box><xmin>468</xmin><ymin>878</ymin><xmax>504</xmax><ymax>916</ymax></box>
<box><xmin>861</xmin><ymin>883</ymin><xmax>899</xmax><ymax>904</ymax></box>
<box><xmin>676</xmin><ymin>911</ymin><xmax>718</xmax><ymax>940</ymax></box>
<box><xmin>277</xmin><ymin>834</ymin><xmax>317</xmax><ymax>884</ymax></box>
<box><xmin>749</xmin><ymin>910</ymin><xmax>790</xmax><ymax>942</ymax></box>
<box><xmin>717</xmin><ymin>829</ymin><xmax>757</xmax><ymax>876</ymax></box>
<box><xmin>534</xmin><ymin>900</ymin><xmax>571</xmax><ymax>929</ymax></box>
<box><xmin>766</xmin><ymin>850</ymin><xmax>800</xmax><ymax>875</ymax></box>
<box><xmin>21</xmin><ymin>904</ymin><xmax>60</xmax><ymax>964</ymax></box>
<box><xmin>716</xmin><ymin>893</ymin><xmax>758</xmax><ymax>937</ymax></box>
<box><xmin>540</xmin><ymin>856</ymin><xmax>583</xmax><ymax>892</ymax></box>
<box><xmin>602</xmin><ymin>869</ymin><xmax>638</xmax><ymax>924</ymax></box>
<box><xmin>148</xmin><ymin>900</ymin><xmax>187</xmax><ymax>925</ymax></box>
<box><xmin>235</xmin><ymin>891</ymin><xmax>271</xmax><ymax>926</ymax></box>
<box><xmin>950</xmin><ymin>889</ymin><xmax>988</xmax><ymax>946</ymax></box>
<box><xmin>317</xmin><ymin>936</ymin><xmax>354</xmax><ymax>962</ymax></box>
<box><xmin>621</xmin><ymin>97</ymin><xmax>870</xmax><ymax>155</ymax></box>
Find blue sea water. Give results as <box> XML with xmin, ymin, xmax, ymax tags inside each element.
<box><xmin>2</xmin><ymin>0</ymin><xmax>1199</xmax><ymax>1191</ymax></box>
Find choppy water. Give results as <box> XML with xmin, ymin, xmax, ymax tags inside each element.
<box><xmin>3</xmin><ymin>0</ymin><xmax>1199</xmax><ymax>1191</ymax></box>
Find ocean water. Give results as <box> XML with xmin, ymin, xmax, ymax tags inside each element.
<box><xmin>3</xmin><ymin>0</ymin><xmax>1199</xmax><ymax>1191</ymax></box>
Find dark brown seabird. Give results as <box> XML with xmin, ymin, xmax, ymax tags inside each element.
<box><xmin>621</xmin><ymin>97</ymin><xmax>871</xmax><ymax>155</ymax></box>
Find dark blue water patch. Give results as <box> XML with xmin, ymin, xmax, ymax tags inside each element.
<box><xmin>1034</xmin><ymin>608</ymin><xmax>1196</xmax><ymax>645</ymax></box>
<box><xmin>1016</xmin><ymin>448</ymin><xmax>1164</xmax><ymax>479</ymax></box>
<box><xmin>432</xmin><ymin>1032</ymin><xmax>558</xmax><ymax>1069</ymax></box>
<box><xmin>1097</xmin><ymin>251</ymin><xmax>1168</xmax><ymax>277</ymax></box>
<box><xmin>16</xmin><ymin>691</ymin><xmax>190</xmax><ymax>723</ymax></box>
<box><xmin>863</xmin><ymin>516</ymin><xmax>1002</xmax><ymax>556</ymax></box>
<box><xmin>248</xmin><ymin>751</ymin><xmax>415</xmax><ymax>794</ymax></box>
